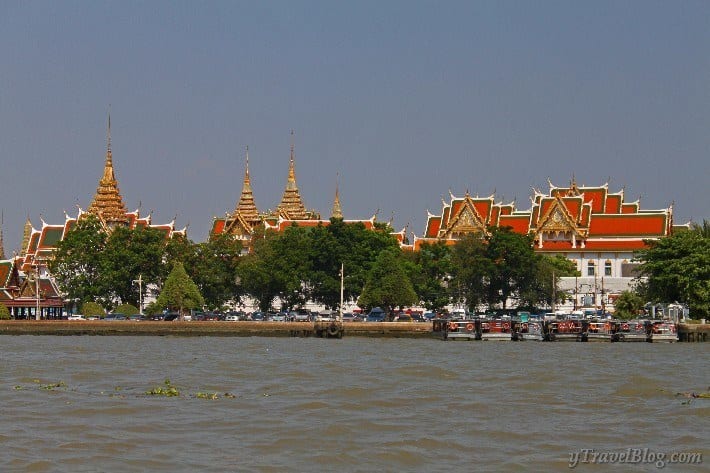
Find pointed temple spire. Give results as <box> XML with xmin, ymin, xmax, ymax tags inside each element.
<box><xmin>87</xmin><ymin>113</ymin><xmax>128</xmax><ymax>226</ymax></box>
<box><xmin>277</xmin><ymin>130</ymin><xmax>308</xmax><ymax>220</ymax></box>
<box><xmin>0</xmin><ymin>211</ymin><xmax>5</xmax><ymax>260</ymax></box>
<box><xmin>20</xmin><ymin>216</ymin><xmax>32</xmax><ymax>257</ymax></box>
<box><xmin>331</xmin><ymin>174</ymin><xmax>343</xmax><ymax>219</ymax></box>
<box><xmin>233</xmin><ymin>146</ymin><xmax>260</xmax><ymax>224</ymax></box>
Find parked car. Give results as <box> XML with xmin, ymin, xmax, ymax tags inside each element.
<box><xmin>293</xmin><ymin>309</ymin><xmax>310</xmax><ymax>322</ymax></box>
<box><xmin>104</xmin><ymin>313</ymin><xmax>127</xmax><ymax>321</ymax></box>
<box><xmin>366</xmin><ymin>307</ymin><xmax>386</xmax><ymax>322</ymax></box>
<box><xmin>67</xmin><ymin>314</ymin><xmax>85</xmax><ymax>321</ymax></box>
<box><xmin>224</xmin><ymin>315</ymin><xmax>239</xmax><ymax>322</ymax></box>
<box><xmin>251</xmin><ymin>311</ymin><xmax>265</xmax><ymax>321</ymax></box>
<box><xmin>270</xmin><ymin>312</ymin><xmax>287</xmax><ymax>322</ymax></box>
<box><xmin>410</xmin><ymin>313</ymin><xmax>425</xmax><ymax>323</ymax></box>
<box><xmin>423</xmin><ymin>312</ymin><xmax>436</xmax><ymax>321</ymax></box>
<box><xmin>316</xmin><ymin>310</ymin><xmax>336</xmax><ymax>322</ymax></box>
<box><xmin>394</xmin><ymin>313</ymin><xmax>413</xmax><ymax>322</ymax></box>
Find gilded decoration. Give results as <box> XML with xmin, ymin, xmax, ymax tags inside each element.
<box><xmin>442</xmin><ymin>197</ymin><xmax>487</xmax><ymax>238</ymax></box>
<box><xmin>536</xmin><ymin>196</ymin><xmax>587</xmax><ymax>240</ymax></box>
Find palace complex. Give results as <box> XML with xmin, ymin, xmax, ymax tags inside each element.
<box><xmin>409</xmin><ymin>178</ymin><xmax>686</xmax><ymax>310</ymax></box>
<box><xmin>0</xmin><ymin>120</ymin><xmax>692</xmax><ymax>316</ymax></box>
<box><xmin>0</xmin><ymin>117</ymin><xmax>184</xmax><ymax>318</ymax></box>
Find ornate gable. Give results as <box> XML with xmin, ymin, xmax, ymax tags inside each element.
<box><xmin>536</xmin><ymin>196</ymin><xmax>586</xmax><ymax>236</ymax></box>
<box><xmin>442</xmin><ymin>194</ymin><xmax>488</xmax><ymax>238</ymax></box>
<box><xmin>534</xmin><ymin>196</ymin><xmax>589</xmax><ymax>248</ymax></box>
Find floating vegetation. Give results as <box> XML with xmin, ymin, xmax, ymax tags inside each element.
<box><xmin>39</xmin><ymin>381</ymin><xmax>67</xmax><ymax>390</ymax></box>
<box><xmin>11</xmin><ymin>377</ymin><xmax>237</xmax><ymax>401</ymax></box>
<box><xmin>193</xmin><ymin>391</ymin><xmax>237</xmax><ymax>400</ymax></box>
<box><xmin>145</xmin><ymin>379</ymin><xmax>180</xmax><ymax>397</ymax></box>
<box><xmin>196</xmin><ymin>392</ymin><xmax>219</xmax><ymax>400</ymax></box>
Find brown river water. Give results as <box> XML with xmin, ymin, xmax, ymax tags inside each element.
<box><xmin>1</xmin><ymin>336</ymin><xmax>707</xmax><ymax>472</ymax></box>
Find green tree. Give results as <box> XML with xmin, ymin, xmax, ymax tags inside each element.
<box><xmin>406</xmin><ymin>241</ymin><xmax>452</xmax><ymax>312</ymax></box>
<box><xmin>0</xmin><ymin>304</ymin><xmax>10</xmax><ymax>320</ymax></box>
<box><xmin>614</xmin><ymin>290</ymin><xmax>644</xmax><ymax>320</ymax></box>
<box><xmin>636</xmin><ymin>221</ymin><xmax>710</xmax><ymax>318</ymax></box>
<box><xmin>49</xmin><ymin>215</ymin><xmax>108</xmax><ymax>307</ymax></box>
<box><xmin>155</xmin><ymin>262</ymin><xmax>204</xmax><ymax>320</ymax></box>
<box><xmin>114</xmin><ymin>303</ymin><xmax>139</xmax><ymax>316</ymax></box>
<box><xmin>486</xmin><ymin>227</ymin><xmax>537</xmax><ymax>309</ymax></box>
<box><xmin>520</xmin><ymin>254</ymin><xmax>579</xmax><ymax>310</ymax></box>
<box><xmin>449</xmin><ymin>234</ymin><xmax>492</xmax><ymax>312</ymax></box>
<box><xmin>100</xmin><ymin>225</ymin><xmax>167</xmax><ymax>307</ymax></box>
<box><xmin>183</xmin><ymin>234</ymin><xmax>243</xmax><ymax>310</ymax></box>
<box><xmin>358</xmin><ymin>249</ymin><xmax>417</xmax><ymax>316</ymax></box>
<box><xmin>81</xmin><ymin>301</ymin><xmax>105</xmax><ymax>318</ymax></box>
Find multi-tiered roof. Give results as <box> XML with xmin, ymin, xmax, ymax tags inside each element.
<box><xmin>412</xmin><ymin>178</ymin><xmax>682</xmax><ymax>252</ymax></box>
<box><xmin>86</xmin><ymin>116</ymin><xmax>128</xmax><ymax>227</ymax></box>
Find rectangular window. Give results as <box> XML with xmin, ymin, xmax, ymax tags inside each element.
<box><xmin>587</xmin><ymin>261</ymin><xmax>595</xmax><ymax>276</ymax></box>
<box><xmin>604</xmin><ymin>261</ymin><xmax>612</xmax><ymax>276</ymax></box>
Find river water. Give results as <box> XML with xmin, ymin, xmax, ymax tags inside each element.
<box><xmin>1</xmin><ymin>336</ymin><xmax>707</xmax><ymax>472</ymax></box>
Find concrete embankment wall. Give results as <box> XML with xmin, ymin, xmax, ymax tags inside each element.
<box><xmin>1</xmin><ymin>321</ymin><xmax>706</xmax><ymax>341</ymax></box>
<box><xmin>0</xmin><ymin>321</ymin><xmax>437</xmax><ymax>338</ymax></box>
<box><xmin>677</xmin><ymin>323</ymin><xmax>710</xmax><ymax>342</ymax></box>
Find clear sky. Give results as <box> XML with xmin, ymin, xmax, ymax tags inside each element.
<box><xmin>1</xmin><ymin>1</ymin><xmax>708</xmax><ymax>255</ymax></box>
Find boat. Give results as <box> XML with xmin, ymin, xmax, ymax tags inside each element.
<box><xmin>443</xmin><ymin>319</ymin><xmax>478</xmax><ymax>340</ymax></box>
<box><xmin>611</xmin><ymin>320</ymin><xmax>648</xmax><ymax>342</ymax></box>
<box><xmin>586</xmin><ymin>319</ymin><xmax>614</xmax><ymax>342</ymax></box>
<box><xmin>514</xmin><ymin>319</ymin><xmax>544</xmax><ymax>341</ymax></box>
<box><xmin>543</xmin><ymin>318</ymin><xmax>585</xmax><ymax>341</ymax></box>
<box><xmin>480</xmin><ymin>318</ymin><xmax>513</xmax><ymax>341</ymax></box>
<box><xmin>647</xmin><ymin>320</ymin><xmax>678</xmax><ymax>342</ymax></box>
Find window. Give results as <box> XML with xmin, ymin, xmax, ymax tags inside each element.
<box><xmin>604</xmin><ymin>260</ymin><xmax>612</xmax><ymax>276</ymax></box>
<box><xmin>587</xmin><ymin>261</ymin><xmax>595</xmax><ymax>276</ymax></box>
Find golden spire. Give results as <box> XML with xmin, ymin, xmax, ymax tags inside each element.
<box><xmin>87</xmin><ymin>113</ymin><xmax>128</xmax><ymax>226</ymax></box>
<box><xmin>233</xmin><ymin>146</ymin><xmax>260</xmax><ymax>224</ymax></box>
<box><xmin>20</xmin><ymin>216</ymin><xmax>32</xmax><ymax>257</ymax></box>
<box><xmin>0</xmin><ymin>211</ymin><xmax>5</xmax><ymax>260</ymax></box>
<box><xmin>277</xmin><ymin>130</ymin><xmax>309</xmax><ymax>219</ymax></box>
<box><xmin>331</xmin><ymin>174</ymin><xmax>343</xmax><ymax>219</ymax></box>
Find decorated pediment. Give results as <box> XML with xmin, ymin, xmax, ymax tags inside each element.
<box><xmin>536</xmin><ymin>197</ymin><xmax>587</xmax><ymax>238</ymax></box>
<box><xmin>442</xmin><ymin>198</ymin><xmax>488</xmax><ymax>238</ymax></box>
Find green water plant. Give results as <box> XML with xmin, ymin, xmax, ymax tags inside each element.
<box><xmin>145</xmin><ymin>378</ymin><xmax>180</xmax><ymax>397</ymax></box>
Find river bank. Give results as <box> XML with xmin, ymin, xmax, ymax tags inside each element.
<box><xmin>0</xmin><ymin>320</ymin><xmax>436</xmax><ymax>338</ymax></box>
<box><xmin>0</xmin><ymin>320</ymin><xmax>707</xmax><ymax>340</ymax></box>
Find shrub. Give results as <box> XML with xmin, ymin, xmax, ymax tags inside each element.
<box><xmin>81</xmin><ymin>301</ymin><xmax>105</xmax><ymax>318</ymax></box>
<box><xmin>0</xmin><ymin>304</ymin><xmax>10</xmax><ymax>320</ymax></box>
<box><xmin>114</xmin><ymin>303</ymin><xmax>139</xmax><ymax>316</ymax></box>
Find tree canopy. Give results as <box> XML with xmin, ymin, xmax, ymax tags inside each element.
<box><xmin>155</xmin><ymin>262</ymin><xmax>204</xmax><ymax>319</ymax></box>
<box><xmin>636</xmin><ymin>220</ymin><xmax>710</xmax><ymax>318</ymax></box>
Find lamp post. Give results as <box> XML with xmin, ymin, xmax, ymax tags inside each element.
<box><xmin>132</xmin><ymin>274</ymin><xmax>143</xmax><ymax>315</ymax></box>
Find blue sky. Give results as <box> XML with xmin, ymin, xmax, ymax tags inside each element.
<box><xmin>1</xmin><ymin>1</ymin><xmax>708</xmax><ymax>254</ymax></box>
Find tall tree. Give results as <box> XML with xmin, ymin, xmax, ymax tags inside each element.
<box><xmin>408</xmin><ymin>241</ymin><xmax>452</xmax><ymax>312</ymax></box>
<box><xmin>100</xmin><ymin>225</ymin><xmax>167</xmax><ymax>307</ymax></box>
<box><xmin>636</xmin><ymin>221</ymin><xmax>710</xmax><ymax>318</ymax></box>
<box><xmin>485</xmin><ymin>227</ymin><xmax>537</xmax><ymax>309</ymax></box>
<box><xmin>520</xmin><ymin>254</ymin><xmax>579</xmax><ymax>309</ymax></box>
<box><xmin>49</xmin><ymin>215</ymin><xmax>108</xmax><ymax>307</ymax></box>
<box><xmin>155</xmin><ymin>262</ymin><xmax>204</xmax><ymax>320</ymax></box>
<box><xmin>358</xmin><ymin>249</ymin><xmax>417</xmax><ymax>316</ymax></box>
<box><xmin>449</xmin><ymin>234</ymin><xmax>492</xmax><ymax>312</ymax></box>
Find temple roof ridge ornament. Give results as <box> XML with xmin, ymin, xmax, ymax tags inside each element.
<box><xmin>87</xmin><ymin>113</ymin><xmax>128</xmax><ymax>226</ymax></box>
<box><xmin>0</xmin><ymin>211</ymin><xmax>5</xmax><ymax>260</ymax></box>
<box><xmin>276</xmin><ymin>130</ymin><xmax>309</xmax><ymax>220</ymax></box>
<box><xmin>331</xmin><ymin>173</ymin><xmax>343</xmax><ymax>219</ymax></box>
<box><xmin>233</xmin><ymin>145</ymin><xmax>260</xmax><ymax>224</ymax></box>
